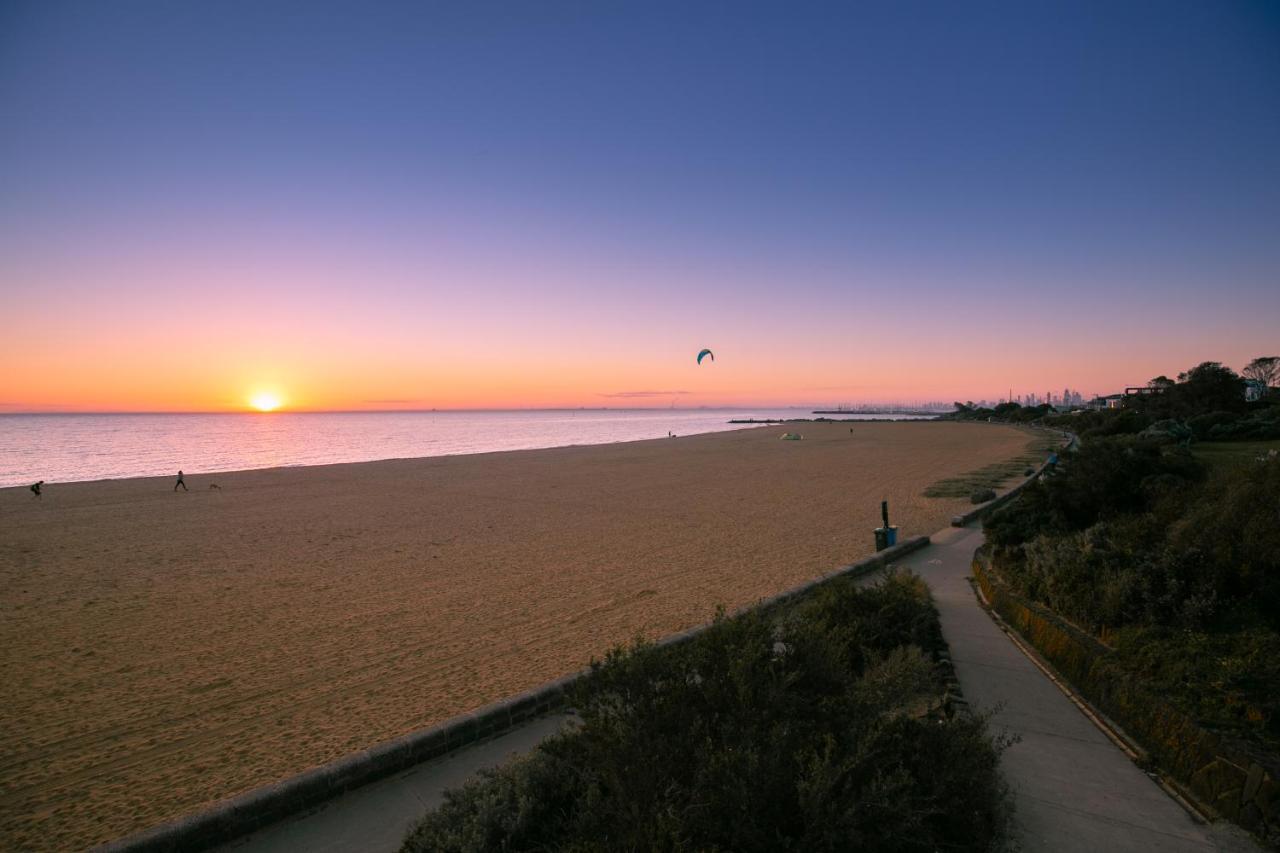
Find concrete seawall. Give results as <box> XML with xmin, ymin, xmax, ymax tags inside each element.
<box><xmin>97</xmin><ymin>536</ymin><xmax>930</xmax><ymax>853</ymax></box>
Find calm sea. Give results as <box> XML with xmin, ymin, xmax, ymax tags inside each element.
<box><xmin>0</xmin><ymin>410</ymin><xmax>935</xmax><ymax>487</ymax></box>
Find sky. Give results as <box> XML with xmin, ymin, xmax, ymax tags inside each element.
<box><xmin>1</xmin><ymin>1</ymin><xmax>1278</xmax><ymax>412</ymax></box>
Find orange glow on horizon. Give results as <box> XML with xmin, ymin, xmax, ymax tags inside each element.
<box><xmin>2</xmin><ymin>250</ymin><xmax>1275</xmax><ymax>413</ymax></box>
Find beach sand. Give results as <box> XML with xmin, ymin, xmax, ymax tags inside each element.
<box><xmin>0</xmin><ymin>421</ymin><xmax>1035</xmax><ymax>849</ymax></box>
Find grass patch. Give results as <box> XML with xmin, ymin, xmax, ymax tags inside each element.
<box><xmin>1191</xmin><ymin>439</ymin><xmax>1280</xmax><ymax>470</ymax></box>
<box><xmin>923</xmin><ymin>434</ymin><xmax>1057</xmax><ymax>499</ymax></box>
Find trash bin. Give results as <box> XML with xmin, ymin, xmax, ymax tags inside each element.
<box><xmin>886</xmin><ymin>526</ymin><xmax>898</xmax><ymax>547</ymax></box>
<box><xmin>874</xmin><ymin>527</ymin><xmax>889</xmax><ymax>552</ymax></box>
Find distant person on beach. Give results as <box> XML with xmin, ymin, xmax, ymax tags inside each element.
<box><xmin>174</xmin><ymin>470</ymin><xmax>188</xmax><ymax>492</ymax></box>
<box><xmin>30</xmin><ymin>480</ymin><xmax>43</xmax><ymax>498</ymax></box>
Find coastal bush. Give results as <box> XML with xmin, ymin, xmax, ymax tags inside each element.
<box><xmin>986</xmin><ymin>446</ymin><xmax>1280</xmax><ymax>769</ymax></box>
<box><xmin>1187</xmin><ymin>410</ymin><xmax>1239</xmax><ymax>440</ymax></box>
<box><xmin>1111</xmin><ymin>626</ymin><xmax>1280</xmax><ymax>752</ymax></box>
<box><xmin>991</xmin><ymin>446</ymin><xmax>1280</xmax><ymax>633</ymax></box>
<box><xmin>1051</xmin><ymin>402</ymin><xmax>1278</xmax><ymax>445</ymax></box>
<box><xmin>1164</xmin><ymin>456</ymin><xmax>1280</xmax><ymax>627</ymax></box>
<box><xmin>1205</xmin><ymin>405</ymin><xmax>1280</xmax><ymax>441</ymax></box>
<box><xmin>1138</xmin><ymin>419</ymin><xmax>1193</xmax><ymax>445</ymax></box>
<box><xmin>1078</xmin><ymin>409</ymin><xmax>1152</xmax><ymax>439</ymax></box>
<box><xmin>400</xmin><ymin>573</ymin><xmax>1010</xmax><ymax>853</ymax></box>
<box><xmin>1004</xmin><ymin>515</ymin><xmax>1222</xmax><ymax>633</ymax></box>
<box><xmin>985</xmin><ymin>438</ymin><xmax>1202</xmax><ymax>549</ymax></box>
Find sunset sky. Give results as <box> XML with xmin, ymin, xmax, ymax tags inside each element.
<box><xmin>2</xmin><ymin>2</ymin><xmax>1278</xmax><ymax>412</ymax></box>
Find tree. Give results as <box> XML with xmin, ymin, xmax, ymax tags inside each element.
<box><xmin>1171</xmin><ymin>362</ymin><xmax>1246</xmax><ymax>414</ymax></box>
<box><xmin>1148</xmin><ymin>375</ymin><xmax>1175</xmax><ymax>390</ymax></box>
<box><xmin>1243</xmin><ymin>356</ymin><xmax>1279</xmax><ymax>397</ymax></box>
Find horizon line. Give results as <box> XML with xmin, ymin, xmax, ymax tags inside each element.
<box><xmin>0</xmin><ymin>404</ymin><xmax>958</xmax><ymax>416</ymax></box>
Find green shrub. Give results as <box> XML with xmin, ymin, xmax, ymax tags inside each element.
<box><xmin>1113</xmin><ymin>625</ymin><xmax>1280</xmax><ymax>752</ymax></box>
<box><xmin>1138</xmin><ymin>419</ymin><xmax>1193</xmax><ymax>445</ymax></box>
<box><xmin>1206</xmin><ymin>405</ymin><xmax>1280</xmax><ymax>441</ymax></box>
<box><xmin>1187</xmin><ymin>410</ymin><xmax>1239</xmax><ymax>440</ymax></box>
<box><xmin>1164</xmin><ymin>456</ymin><xmax>1280</xmax><ymax>627</ymax></box>
<box><xmin>985</xmin><ymin>480</ymin><xmax>1053</xmax><ymax>549</ymax></box>
<box><xmin>1080</xmin><ymin>409</ymin><xmax>1152</xmax><ymax>439</ymax></box>
<box><xmin>401</xmin><ymin>574</ymin><xmax>1010</xmax><ymax>853</ymax></box>
<box><xmin>1045</xmin><ymin>440</ymin><xmax>1200</xmax><ymax>530</ymax></box>
<box><xmin>985</xmin><ymin>438</ymin><xmax>1202</xmax><ymax>550</ymax></box>
<box><xmin>991</xmin><ymin>452</ymin><xmax>1278</xmax><ymax>633</ymax></box>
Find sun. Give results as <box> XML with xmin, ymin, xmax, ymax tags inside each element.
<box><xmin>249</xmin><ymin>392</ymin><xmax>283</xmax><ymax>412</ymax></box>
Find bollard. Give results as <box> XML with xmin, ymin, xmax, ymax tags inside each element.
<box><xmin>874</xmin><ymin>501</ymin><xmax>894</xmax><ymax>551</ymax></box>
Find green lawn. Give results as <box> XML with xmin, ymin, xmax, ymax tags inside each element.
<box><xmin>1192</xmin><ymin>439</ymin><xmax>1280</xmax><ymax>470</ymax></box>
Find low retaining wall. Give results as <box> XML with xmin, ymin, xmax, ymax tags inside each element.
<box><xmin>951</xmin><ymin>429</ymin><xmax>1076</xmax><ymax>527</ymax></box>
<box><xmin>99</xmin><ymin>536</ymin><xmax>930</xmax><ymax>853</ymax></box>
<box><xmin>972</xmin><ymin>548</ymin><xmax>1278</xmax><ymax>843</ymax></box>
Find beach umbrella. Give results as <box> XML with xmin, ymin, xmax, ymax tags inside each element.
<box><xmin>696</xmin><ymin>348</ymin><xmax>714</xmax><ymax>365</ymax></box>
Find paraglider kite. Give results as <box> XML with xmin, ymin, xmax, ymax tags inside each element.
<box><xmin>696</xmin><ymin>348</ymin><xmax>714</xmax><ymax>365</ymax></box>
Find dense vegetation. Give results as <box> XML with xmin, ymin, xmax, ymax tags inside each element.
<box><xmin>946</xmin><ymin>357</ymin><xmax>1280</xmax><ymax>443</ymax></box>
<box><xmin>984</xmin><ymin>432</ymin><xmax>1280</xmax><ymax>753</ymax></box>
<box><xmin>401</xmin><ymin>573</ymin><xmax>1010</xmax><ymax>853</ymax></box>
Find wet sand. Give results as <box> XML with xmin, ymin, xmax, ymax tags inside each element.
<box><xmin>0</xmin><ymin>421</ymin><xmax>1034</xmax><ymax>850</ymax></box>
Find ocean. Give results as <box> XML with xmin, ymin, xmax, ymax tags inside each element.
<box><xmin>0</xmin><ymin>409</ymin><xmax>935</xmax><ymax>487</ymax></box>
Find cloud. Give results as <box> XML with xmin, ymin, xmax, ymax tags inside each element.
<box><xmin>597</xmin><ymin>390</ymin><xmax>691</xmax><ymax>398</ymax></box>
<box><xmin>0</xmin><ymin>402</ymin><xmax>78</xmax><ymax>410</ymax></box>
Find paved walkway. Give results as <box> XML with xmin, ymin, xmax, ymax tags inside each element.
<box><xmin>896</xmin><ymin>525</ymin><xmax>1257</xmax><ymax>852</ymax></box>
<box><xmin>220</xmin><ymin>525</ymin><xmax>1259</xmax><ymax>853</ymax></box>
<box><xmin>217</xmin><ymin>714</ymin><xmax>570</xmax><ymax>853</ymax></box>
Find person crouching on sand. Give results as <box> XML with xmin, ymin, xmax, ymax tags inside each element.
<box><xmin>174</xmin><ymin>470</ymin><xmax>188</xmax><ymax>492</ymax></box>
<box><xmin>31</xmin><ymin>480</ymin><xmax>43</xmax><ymax>498</ymax></box>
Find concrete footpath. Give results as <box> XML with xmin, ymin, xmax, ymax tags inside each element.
<box><xmin>897</xmin><ymin>525</ymin><xmax>1258</xmax><ymax>852</ymax></box>
<box><xmin>217</xmin><ymin>714</ymin><xmax>569</xmax><ymax>853</ymax></box>
<box><xmin>222</xmin><ymin>525</ymin><xmax>1259</xmax><ymax>853</ymax></box>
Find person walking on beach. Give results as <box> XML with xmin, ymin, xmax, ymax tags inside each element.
<box><xmin>30</xmin><ymin>480</ymin><xmax>43</xmax><ymax>498</ymax></box>
<box><xmin>174</xmin><ymin>470</ymin><xmax>188</xmax><ymax>492</ymax></box>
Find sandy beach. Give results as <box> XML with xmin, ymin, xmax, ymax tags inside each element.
<box><xmin>0</xmin><ymin>421</ymin><xmax>1035</xmax><ymax>850</ymax></box>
